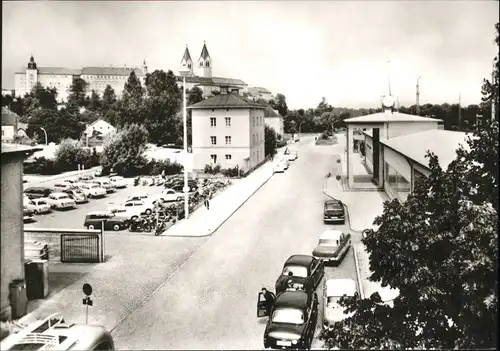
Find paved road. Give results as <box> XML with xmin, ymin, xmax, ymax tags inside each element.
<box><xmin>111</xmin><ymin>137</ymin><xmax>358</xmax><ymax>350</ymax></box>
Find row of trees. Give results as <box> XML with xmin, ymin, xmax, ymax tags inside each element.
<box><xmin>320</xmin><ymin>22</ymin><xmax>499</xmax><ymax>349</ymax></box>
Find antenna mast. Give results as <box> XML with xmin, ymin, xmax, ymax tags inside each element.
<box><xmin>386</xmin><ymin>60</ymin><xmax>392</xmax><ymax>96</ymax></box>
<box><xmin>416</xmin><ymin>76</ymin><xmax>421</xmax><ymax>115</ymax></box>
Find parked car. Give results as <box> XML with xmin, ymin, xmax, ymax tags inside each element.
<box><xmin>312</xmin><ymin>230</ymin><xmax>351</xmax><ymax>266</ymax></box>
<box><xmin>275</xmin><ymin>255</ymin><xmax>324</xmax><ymax>295</ymax></box>
<box><xmin>323</xmin><ymin>278</ymin><xmax>357</xmax><ymax>329</ymax></box>
<box><xmin>277</xmin><ymin>158</ymin><xmax>290</xmax><ymax>170</ymax></box>
<box><xmin>78</xmin><ymin>174</ymin><xmax>95</xmax><ymax>181</ymax></box>
<box><xmin>24</xmin><ymin>186</ymin><xmax>53</xmax><ymax>199</ymax></box>
<box><xmin>23</xmin><ymin>194</ymin><xmax>36</xmax><ymax>211</ymax></box>
<box><xmin>273</xmin><ymin>161</ymin><xmax>286</xmax><ymax>173</ymax></box>
<box><xmin>55</xmin><ymin>182</ymin><xmax>77</xmax><ymax>191</ymax></box>
<box><xmin>63</xmin><ymin>179</ymin><xmax>78</xmax><ymax>186</ymax></box>
<box><xmin>109</xmin><ymin>175</ymin><xmax>127</xmax><ymax>189</ymax></box>
<box><xmin>30</xmin><ymin>198</ymin><xmax>52</xmax><ymax>214</ymax></box>
<box><xmin>64</xmin><ymin>188</ymin><xmax>88</xmax><ymax>204</ymax></box>
<box><xmin>45</xmin><ymin>192</ymin><xmax>77</xmax><ymax>210</ymax></box>
<box><xmin>94</xmin><ymin>167</ymin><xmax>104</xmax><ymax>177</ymax></box>
<box><xmin>77</xmin><ymin>182</ymin><xmax>107</xmax><ymax>198</ymax></box>
<box><xmin>323</xmin><ymin>199</ymin><xmax>346</xmax><ymax>224</ymax></box>
<box><xmin>91</xmin><ymin>178</ymin><xmax>115</xmax><ymax>193</ymax></box>
<box><xmin>162</xmin><ymin>188</ymin><xmax>186</xmax><ymax>202</ymax></box>
<box><xmin>23</xmin><ymin>206</ymin><xmax>35</xmax><ymax>222</ymax></box>
<box><xmin>258</xmin><ymin>290</ymin><xmax>319</xmax><ymax>349</ymax></box>
<box><xmin>122</xmin><ymin>199</ymin><xmax>153</xmax><ymax>216</ymax></box>
<box><xmin>83</xmin><ymin>211</ymin><xmax>129</xmax><ymax>231</ymax></box>
<box><xmin>281</xmin><ymin>150</ymin><xmax>298</xmax><ymax>161</ymax></box>
<box><xmin>170</xmin><ymin>182</ymin><xmax>198</xmax><ymax>193</ymax></box>
<box><xmin>108</xmin><ymin>207</ymin><xmax>143</xmax><ymax>221</ymax></box>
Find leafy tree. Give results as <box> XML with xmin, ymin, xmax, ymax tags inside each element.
<box><xmin>264</xmin><ymin>125</ymin><xmax>278</xmax><ymax>158</ymax></box>
<box><xmin>102</xmin><ymin>85</ymin><xmax>117</xmax><ymax>111</ymax></box>
<box><xmin>1</xmin><ymin>94</ymin><xmax>14</xmax><ymax>107</ymax></box>
<box><xmin>100</xmin><ymin>123</ymin><xmax>149</xmax><ymax>176</ymax></box>
<box><xmin>270</xmin><ymin>93</ymin><xmax>288</xmax><ymax>117</ymax></box>
<box><xmin>67</xmin><ymin>78</ymin><xmax>89</xmax><ymax>110</ymax></box>
<box><xmin>480</xmin><ymin>22</ymin><xmax>499</xmax><ymax>122</ymax></box>
<box><xmin>321</xmin><ymin>120</ymin><xmax>499</xmax><ymax>349</ymax></box>
<box><xmin>320</xmin><ymin>111</ymin><xmax>340</xmax><ymax>135</ymax></box>
<box><xmin>23</xmin><ymin>83</ymin><xmax>58</xmax><ymax>114</ymax></box>
<box><xmin>143</xmin><ymin>69</ymin><xmax>182</xmax><ymax>145</ymax></box>
<box><xmin>86</xmin><ymin>90</ymin><xmax>102</xmax><ymax>112</ymax></box>
<box><xmin>26</xmin><ymin>107</ymin><xmax>84</xmax><ymax>143</ymax></box>
<box><xmin>187</xmin><ymin>86</ymin><xmax>203</xmax><ymax>106</ymax></box>
<box><xmin>121</xmin><ymin>71</ymin><xmax>146</xmax><ymax>125</ymax></box>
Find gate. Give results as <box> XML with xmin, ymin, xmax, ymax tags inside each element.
<box><xmin>61</xmin><ymin>234</ymin><xmax>101</xmax><ymax>263</ymax></box>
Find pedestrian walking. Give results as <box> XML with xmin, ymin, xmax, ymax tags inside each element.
<box><xmin>204</xmin><ymin>189</ymin><xmax>212</xmax><ymax>210</ymax></box>
<box><xmin>161</xmin><ymin>169</ymin><xmax>166</xmax><ymax>180</ymax></box>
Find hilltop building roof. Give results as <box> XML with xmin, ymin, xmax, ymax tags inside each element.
<box><xmin>188</xmin><ymin>93</ymin><xmax>265</xmax><ymax>109</ymax></box>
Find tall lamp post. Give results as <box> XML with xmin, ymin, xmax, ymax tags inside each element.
<box><xmin>40</xmin><ymin>127</ymin><xmax>48</xmax><ymax>146</ymax></box>
<box><xmin>178</xmin><ymin>65</ymin><xmax>190</xmax><ymax>219</ymax></box>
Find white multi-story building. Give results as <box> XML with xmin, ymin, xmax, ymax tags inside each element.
<box><xmin>248</xmin><ymin>87</ymin><xmax>274</xmax><ymax>102</ymax></box>
<box><xmin>14</xmin><ymin>55</ymin><xmax>146</xmax><ymax>102</ymax></box>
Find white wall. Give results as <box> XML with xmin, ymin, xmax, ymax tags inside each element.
<box><xmin>383</xmin><ymin>146</ymin><xmax>412</xmax><ymax>181</ymax></box>
<box><xmin>265</xmin><ymin>117</ymin><xmax>284</xmax><ymax>137</ymax></box>
<box><xmin>387</xmin><ymin>121</ymin><xmax>439</xmax><ymax>139</ymax></box>
<box><xmin>364</xmin><ymin>134</ymin><xmax>373</xmax><ymax>171</ymax></box>
<box><xmin>2</xmin><ymin>126</ymin><xmax>15</xmax><ymax>142</ymax></box>
<box><xmin>249</xmin><ymin>108</ymin><xmax>265</xmax><ymax>168</ymax></box>
<box><xmin>38</xmin><ymin>74</ymin><xmax>73</xmax><ymax>101</ymax></box>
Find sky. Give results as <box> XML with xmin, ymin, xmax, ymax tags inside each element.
<box><xmin>2</xmin><ymin>1</ymin><xmax>499</xmax><ymax>109</ymax></box>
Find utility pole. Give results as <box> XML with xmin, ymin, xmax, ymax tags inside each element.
<box><xmin>416</xmin><ymin>76</ymin><xmax>421</xmax><ymax>115</ymax></box>
<box><xmin>492</xmin><ymin>58</ymin><xmax>497</xmax><ymax>121</ymax></box>
<box><xmin>386</xmin><ymin>60</ymin><xmax>392</xmax><ymax>96</ymax></box>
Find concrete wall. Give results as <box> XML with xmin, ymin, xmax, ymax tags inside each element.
<box><xmin>387</xmin><ymin>121</ymin><xmax>439</xmax><ymax>139</ymax></box>
<box><xmin>265</xmin><ymin>117</ymin><xmax>284</xmax><ymax>138</ymax></box>
<box><xmin>1</xmin><ymin>155</ymin><xmax>25</xmax><ymax>321</ymax></box>
<box><xmin>2</xmin><ymin>126</ymin><xmax>15</xmax><ymax>142</ymax></box>
<box><xmin>364</xmin><ymin>134</ymin><xmax>373</xmax><ymax>172</ymax></box>
<box><xmin>249</xmin><ymin>108</ymin><xmax>265</xmax><ymax>169</ymax></box>
<box><xmin>383</xmin><ymin>146</ymin><xmax>412</xmax><ymax>181</ymax></box>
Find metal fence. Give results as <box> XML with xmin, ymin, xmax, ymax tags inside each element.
<box><xmin>60</xmin><ymin>234</ymin><xmax>101</xmax><ymax>263</ymax></box>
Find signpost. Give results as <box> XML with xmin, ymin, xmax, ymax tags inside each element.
<box><xmin>82</xmin><ymin>283</ymin><xmax>93</xmax><ymax>324</ymax></box>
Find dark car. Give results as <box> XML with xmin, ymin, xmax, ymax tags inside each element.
<box><xmin>24</xmin><ymin>186</ymin><xmax>53</xmax><ymax>199</ymax></box>
<box><xmin>83</xmin><ymin>211</ymin><xmax>129</xmax><ymax>231</ymax></box>
<box><xmin>275</xmin><ymin>255</ymin><xmax>324</xmax><ymax>295</ymax></box>
<box><xmin>323</xmin><ymin>199</ymin><xmax>346</xmax><ymax>224</ymax></box>
<box><xmin>258</xmin><ymin>290</ymin><xmax>319</xmax><ymax>349</ymax></box>
<box><xmin>171</xmin><ymin>182</ymin><xmax>198</xmax><ymax>193</ymax></box>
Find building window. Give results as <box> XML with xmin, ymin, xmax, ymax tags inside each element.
<box><xmin>225</xmin><ymin>136</ymin><xmax>231</xmax><ymax>145</ymax></box>
<box><xmin>225</xmin><ymin>117</ymin><xmax>231</xmax><ymax>126</ymax></box>
<box><xmin>211</xmin><ymin>154</ymin><xmax>217</xmax><ymax>164</ymax></box>
<box><xmin>385</xmin><ymin>162</ymin><xmax>411</xmax><ymax>202</ymax></box>
<box><xmin>225</xmin><ymin>154</ymin><xmax>232</xmax><ymax>161</ymax></box>
<box><xmin>188</xmin><ymin>64</ymin><xmax>191</xmax><ymax>69</ymax></box>
<box><xmin>206</xmin><ymin>62</ymin><xmax>210</xmax><ymax>68</ymax></box>
<box><xmin>210</xmin><ymin>117</ymin><xmax>216</xmax><ymax>127</ymax></box>
<box><xmin>210</xmin><ymin>136</ymin><xmax>217</xmax><ymax>145</ymax></box>
<box><xmin>252</xmin><ymin>117</ymin><xmax>255</xmax><ymax>127</ymax></box>
<box><xmin>200</xmin><ymin>62</ymin><xmax>203</xmax><ymax>67</ymax></box>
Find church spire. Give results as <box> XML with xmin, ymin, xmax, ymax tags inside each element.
<box><xmin>27</xmin><ymin>54</ymin><xmax>37</xmax><ymax>70</ymax></box>
<box><xmin>199</xmin><ymin>41</ymin><xmax>211</xmax><ymax>61</ymax></box>
<box><xmin>180</xmin><ymin>45</ymin><xmax>193</xmax><ymax>76</ymax></box>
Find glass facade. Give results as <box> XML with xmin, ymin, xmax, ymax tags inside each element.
<box><xmin>385</xmin><ymin>162</ymin><xmax>411</xmax><ymax>201</ymax></box>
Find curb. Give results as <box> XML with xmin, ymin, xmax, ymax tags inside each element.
<box><xmin>164</xmin><ymin>168</ymin><xmax>274</xmax><ymax>238</ymax></box>
<box><xmin>352</xmin><ymin>246</ymin><xmax>365</xmax><ymax>299</ymax></box>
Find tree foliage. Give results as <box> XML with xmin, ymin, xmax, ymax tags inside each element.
<box><xmin>100</xmin><ymin>123</ymin><xmax>149</xmax><ymax>176</ymax></box>
<box><xmin>120</xmin><ymin>71</ymin><xmax>146</xmax><ymax>126</ymax></box>
<box><xmin>26</xmin><ymin>107</ymin><xmax>84</xmax><ymax>143</ymax></box>
<box><xmin>480</xmin><ymin>22</ymin><xmax>499</xmax><ymax>122</ymax></box>
<box><xmin>187</xmin><ymin>86</ymin><xmax>204</xmax><ymax>106</ymax></box>
<box><xmin>67</xmin><ymin>78</ymin><xmax>89</xmax><ymax>111</ymax></box>
<box><xmin>86</xmin><ymin>90</ymin><xmax>102</xmax><ymax>112</ymax></box>
<box><xmin>264</xmin><ymin>125</ymin><xmax>278</xmax><ymax>158</ymax></box>
<box><xmin>270</xmin><ymin>93</ymin><xmax>288</xmax><ymax>117</ymax></box>
<box><xmin>321</xmin><ymin>120</ymin><xmax>499</xmax><ymax>349</ymax></box>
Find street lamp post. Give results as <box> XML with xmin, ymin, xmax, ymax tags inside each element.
<box><xmin>40</xmin><ymin>127</ymin><xmax>48</xmax><ymax>146</ymax></box>
<box><xmin>178</xmin><ymin>65</ymin><xmax>191</xmax><ymax>219</ymax></box>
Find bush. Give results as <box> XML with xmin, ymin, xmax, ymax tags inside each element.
<box><xmin>204</xmin><ymin>163</ymin><xmax>222</xmax><ymax>175</ymax></box>
<box><xmin>143</xmin><ymin>159</ymin><xmax>183</xmax><ymax>176</ymax></box>
<box><xmin>221</xmin><ymin>166</ymin><xmax>239</xmax><ymax>177</ymax></box>
<box><xmin>276</xmin><ymin>140</ymin><xmax>287</xmax><ymax>148</ymax></box>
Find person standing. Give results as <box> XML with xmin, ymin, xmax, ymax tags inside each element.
<box><xmin>261</xmin><ymin>287</ymin><xmax>276</xmax><ymax>315</ymax></box>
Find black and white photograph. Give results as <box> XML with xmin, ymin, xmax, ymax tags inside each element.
<box><xmin>1</xmin><ymin>1</ymin><xmax>498</xmax><ymax>349</ymax></box>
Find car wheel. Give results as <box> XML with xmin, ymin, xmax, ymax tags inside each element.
<box><xmin>88</xmin><ymin>194</ymin><xmax>93</xmax><ymax>199</ymax></box>
<box><xmin>113</xmin><ymin>224</ymin><xmax>121</xmax><ymax>231</ymax></box>
<box><xmin>144</xmin><ymin>225</ymin><xmax>152</xmax><ymax>233</ymax></box>
<box><xmin>88</xmin><ymin>224</ymin><xmax>95</xmax><ymax>230</ymax></box>
<box><xmin>131</xmin><ymin>216</ymin><xmax>138</xmax><ymax>221</ymax></box>
<box><xmin>145</xmin><ymin>208</ymin><xmax>152</xmax><ymax>215</ymax></box>
<box><xmin>176</xmin><ymin>196</ymin><xmax>183</xmax><ymax>202</ymax></box>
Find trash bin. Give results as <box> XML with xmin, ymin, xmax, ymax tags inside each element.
<box><xmin>9</xmin><ymin>279</ymin><xmax>28</xmax><ymax>319</ymax></box>
<box><xmin>25</xmin><ymin>260</ymin><xmax>49</xmax><ymax>300</ymax></box>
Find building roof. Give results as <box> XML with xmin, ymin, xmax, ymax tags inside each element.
<box><xmin>381</xmin><ymin>129</ymin><xmax>471</xmax><ymax>171</ymax></box>
<box><xmin>199</xmin><ymin>42</ymin><xmax>211</xmax><ymax>61</ymax></box>
<box><xmin>212</xmin><ymin>77</ymin><xmax>247</xmax><ymax>86</ymax></box>
<box><xmin>181</xmin><ymin>46</ymin><xmax>192</xmax><ymax>63</ymax></box>
<box><xmin>81</xmin><ymin>67</ymin><xmax>145</xmax><ymax>76</ymax></box>
<box><xmin>2</xmin><ymin>107</ymin><xmax>19</xmax><ymax>126</ymax></box>
<box><xmin>38</xmin><ymin>67</ymin><xmax>82</xmax><ymax>75</ymax></box>
<box><xmin>176</xmin><ymin>75</ymin><xmax>247</xmax><ymax>87</ymax></box>
<box><xmin>344</xmin><ymin>111</ymin><xmax>442</xmax><ymax>124</ymax></box>
<box><xmin>87</xmin><ymin>118</ymin><xmax>115</xmax><ymax>129</ymax></box>
<box><xmin>248</xmin><ymin>86</ymin><xmax>272</xmax><ymax>94</ymax></box>
<box><xmin>188</xmin><ymin>93</ymin><xmax>266</xmax><ymax>109</ymax></box>
<box><xmin>1</xmin><ymin>143</ymin><xmax>43</xmax><ymax>156</ymax></box>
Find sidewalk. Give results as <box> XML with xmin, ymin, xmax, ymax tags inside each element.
<box><xmin>165</xmin><ymin>161</ymin><xmax>274</xmax><ymax>237</ymax></box>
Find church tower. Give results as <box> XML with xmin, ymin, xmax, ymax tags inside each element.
<box><xmin>180</xmin><ymin>45</ymin><xmax>194</xmax><ymax>76</ymax></box>
<box><xmin>142</xmin><ymin>59</ymin><xmax>148</xmax><ymax>74</ymax></box>
<box><xmin>26</xmin><ymin>54</ymin><xmax>38</xmax><ymax>93</ymax></box>
<box><xmin>197</xmin><ymin>41</ymin><xmax>212</xmax><ymax>78</ymax></box>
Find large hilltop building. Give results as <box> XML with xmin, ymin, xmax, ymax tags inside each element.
<box><xmin>14</xmin><ymin>55</ymin><xmax>147</xmax><ymax>102</ymax></box>
<box><xmin>177</xmin><ymin>42</ymin><xmax>247</xmax><ymax>97</ymax></box>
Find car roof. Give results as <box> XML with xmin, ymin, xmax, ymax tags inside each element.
<box><xmin>25</xmin><ymin>186</ymin><xmax>51</xmax><ymax>191</ymax></box>
<box><xmin>325</xmin><ymin>199</ymin><xmax>342</xmax><ymax>205</ymax></box>
<box><xmin>319</xmin><ymin>230</ymin><xmax>343</xmax><ymax>240</ymax></box>
<box><xmin>87</xmin><ymin>211</ymin><xmax>113</xmax><ymax>216</ymax></box>
<box><xmin>284</xmin><ymin>254</ymin><xmax>314</xmax><ymax>266</ymax></box>
<box><xmin>50</xmin><ymin>192</ymin><xmax>69</xmax><ymax>197</ymax></box>
<box><xmin>363</xmin><ymin>281</ymin><xmax>400</xmax><ymax>302</ymax></box>
<box><xmin>274</xmin><ymin>290</ymin><xmax>309</xmax><ymax>310</ymax></box>
<box><xmin>325</xmin><ymin>279</ymin><xmax>357</xmax><ymax>297</ymax></box>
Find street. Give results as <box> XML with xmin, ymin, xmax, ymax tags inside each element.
<box><xmin>110</xmin><ymin>136</ymin><xmax>359</xmax><ymax>350</ymax></box>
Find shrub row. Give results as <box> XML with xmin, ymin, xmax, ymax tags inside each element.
<box><xmin>23</xmin><ymin>151</ymin><xmax>100</xmax><ymax>175</ymax></box>
<box><xmin>100</xmin><ymin>159</ymin><xmax>184</xmax><ymax>177</ymax></box>
<box><xmin>204</xmin><ymin>164</ymin><xmax>243</xmax><ymax>178</ymax></box>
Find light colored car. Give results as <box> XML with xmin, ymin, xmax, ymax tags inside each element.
<box><xmin>162</xmin><ymin>188</ymin><xmax>185</xmax><ymax>202</ymax></box>
<box><xmin>46</xmin><ymin>192</ymin><xmax>77</xmax><ymax>210</ymax></box>
<box><xmin>121</xmin><ymin>200</ymin><xmax>153</xmax><ymax>216</ymax></box>
<box><xmin>77</xmin><ymin>182</ymin><xmax>107</xmax><ymax>198</ymax></box>
<box><xmin>30</xmin><ymin>198</ymin><xmax>52</xmax><ymax>214</ymax></box>
<box><xmin>273</xmin><ymin>162</ymin><xmax>286</xmax><ymax>173</ymax></box>
<box><xmin>53</xmin><ymin>182</ymin><xmax>75</xmax><ymax>192</ymax></box>
<box><xmin>109</xmin><ymin>176</ymin><xmax>127</xmax><ymax>189</ymax></box>
<box><xmin>64</xmin><ymin>188</ymin><xmax>88</xmax><ymax>204</ymax></box>
<box><xmin>63</xmin><ymin>179</ymin><xmax>78</xmax><ymax>186</ymax></box>
<box><xmin>91</xmin><ymin>178</ymin><xmax>115</xmax><ymax>193</ymax></box>
<box><xmin>23</xmin><ymin>195</ymin><xmax>36</xmax><ymax>212</ymax></box>
<box><xmin>312</xmin><ymin>230</ymin><xmax>351</xmax><ymax>265</ymax></box>
<box><xmin>281</xmin><ymin>151</ymin><xmax>298</xmax><ymax>161</ymax></box>
<box><xmin>125</xmin><ymin>193</ymin><xmax>156</xmax><ymax>207</ymax></box>
<box><xmin>277</xmin><ymin>158</ymin><xmax>290</xmax><ymax>170</ymax></box>
<box><xmin>323</xmin><ymin>278</ymin><xmax>357</xmax><ymax>329</ymax></box>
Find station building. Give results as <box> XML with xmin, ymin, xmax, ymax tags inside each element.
<box><xmin>344</xmin><ymin>95</ymin><xmax>471</xmax><ymax>202</ymax></box>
